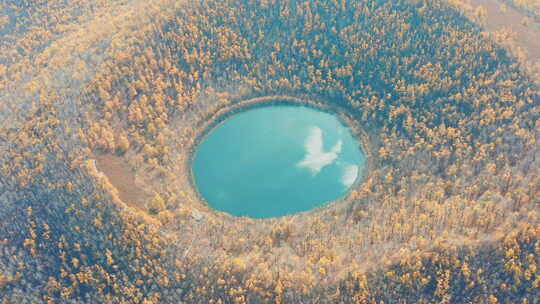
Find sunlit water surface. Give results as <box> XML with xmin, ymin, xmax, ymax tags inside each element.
<box><xmin>192</xmin><ymin>106</ymin><xmax>366</xmax><ymax>218</ymax></box>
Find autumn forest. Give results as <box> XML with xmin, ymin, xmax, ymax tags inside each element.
<box><xmin>0</xmin><ymin>0</ymin><xmax>539</xmax><ymax>303</ymax></box>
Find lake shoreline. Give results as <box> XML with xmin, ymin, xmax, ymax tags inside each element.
<box><xmin>184</xmin><ymin>95</ymin><xmax>377</xmax><ymax>219</ymax></box>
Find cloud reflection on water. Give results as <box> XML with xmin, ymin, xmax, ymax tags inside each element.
<box><xmin>297</xmin><ymin>126</ymin><xmax>342</xmax><ymax>175</ymax></box>
<box><xmin>341</xmin><ymin>164</ymin><xmax>359</xmax><ymax>188</ymax></box>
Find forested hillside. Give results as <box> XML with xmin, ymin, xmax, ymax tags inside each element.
<box><xmin>0</xmin><ymin>0</ymin><xmax>539</xmax><ymax>303</ymax></box>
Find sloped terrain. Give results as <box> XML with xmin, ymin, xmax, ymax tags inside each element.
<box><xmin>0</xmin><ymin>0</ymin><xmax>539</xmax><ymax>303</ymax></box>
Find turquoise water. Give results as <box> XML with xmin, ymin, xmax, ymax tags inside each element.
<box><xmin>192</xmin><ymin>105</ymin><xmax>366</xmax><ymax>218</ymax></box>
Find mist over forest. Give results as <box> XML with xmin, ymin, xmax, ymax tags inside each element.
<box><xmin>0</xmin><ymin>0</ymin><xmax>539</xmax><ymax>303</ymax></box>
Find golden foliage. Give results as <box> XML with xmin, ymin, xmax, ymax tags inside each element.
<box><xmin>0</xmin><ymin>0</ymin><xmax>538</xmax><ymax>302</ymax></box>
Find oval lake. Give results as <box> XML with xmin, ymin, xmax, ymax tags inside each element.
<box><xmin>192</xmin><ymin>105</ymin><xmax>366</xmax><ymax>218</ymax></box>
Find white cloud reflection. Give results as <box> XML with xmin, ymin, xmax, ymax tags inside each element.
<box><xmin>341</xmin><ymin>164</ymin><xmax>358</xmax><ymax>188</ymax></box>
<box><xmin>297</xmin><ymin>127</ymin><xmax>342</xmax><ymax>175</ymax></box>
